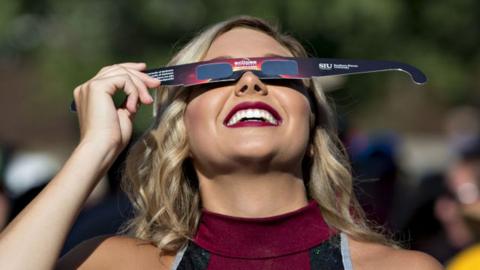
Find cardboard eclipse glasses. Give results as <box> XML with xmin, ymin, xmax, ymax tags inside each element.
<box><xmin>70</xmin><ymin>57</ymin><xmax>427</xmax><ymax>112</ymax></box>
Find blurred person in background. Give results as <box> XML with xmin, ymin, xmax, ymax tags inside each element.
<box><xmin>401</xmin><ymin>105</ymin><xmax>480</xmax><ymax>264</ymax></box>
<box><xmin>348</xmin><ymin>131</ymin><xmax>401</xmax><ymax>229</ymax></box>
<box><xmin>0</xmin><ymin>143</ymin><xmax>133</xmax><ymax>255</ymax></box>
<box><xmin>0</xmin><ymin>16</ymin><xmax>441</xmax><ymax>269</ymax></box>
<box><xmin>3</xmin><ymin>150</ymin><xmax>61</xmax><ymax>220</ymax></box>
<box><xmin>439</xmin><ymin>137</ymin><xmax>480</xmax><ymax>269</ymax></box>
<box><xmin>337</xmin><ymin>114</ymin><xmax>403</xmax><ymax>231</ymax></box>
<box><xmin>438</xmin><ymin>106</ymin><xmax>480</xmax><ymax>266</ymax></box>
<box><xmin>443</xmin><ymin>106</ymin><xmax>480</xmax><ymax>157</ymax></box>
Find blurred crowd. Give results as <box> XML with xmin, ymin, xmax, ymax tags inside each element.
<box><xmin>1</xmin><ymin>105</ymin><xmax>480</xmax><ymax>268</ymax></box>
<box><xmin>0</xmin><ymin>139</ymin><xmax>133</xmax><ymax>256</ymax></box>
<box><xmin>341</xmin><ymin>105</ymin><xmax>480</xmax><ymax>268</ymax></box>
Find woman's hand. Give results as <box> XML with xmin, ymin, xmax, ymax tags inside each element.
<box><xmin>73</xmin><ymin>62</ymin><xmax>160</xmax><ymax>156</ymax></box>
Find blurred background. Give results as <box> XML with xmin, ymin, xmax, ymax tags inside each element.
<box><xmin>1</xmin><ymin>0</ymin><xmax>479</xmax><ymax>267</ymax></box>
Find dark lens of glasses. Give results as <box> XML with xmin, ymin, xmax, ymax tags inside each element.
<box><xmin>262</xmin><ymin>60</ymin><xmax>299</xmax><ymax>76</ymax></box>
<box><xmin>196</xmin><ymin>63</ymin><xmax>233</xmax><ymax>80</ymax></box>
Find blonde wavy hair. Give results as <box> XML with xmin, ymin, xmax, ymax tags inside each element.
<box><xmin>121</xmin><ymin>15</ymin><xmax>390</xmax><ymax>254</ymax></box>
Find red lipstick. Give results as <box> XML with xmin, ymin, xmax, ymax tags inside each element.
<box><xmin>223</xmin><ymin>101</ymin><xmax>282</xmax><ymax>128</ymax></box>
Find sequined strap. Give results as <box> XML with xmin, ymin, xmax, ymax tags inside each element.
<box><xmin>309</xmin><ymin>234</ymin><xmax>345</xmax><ymax>269</ymax></box>
<box><xmin>173</xmin><ymin>242</ymin><xmax>210</xmax><ymax>270</ymax></box>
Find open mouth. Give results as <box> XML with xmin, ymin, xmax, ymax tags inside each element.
<box><xmin>223</xmin><ymin>101</ymin><xmax>282</xmax><ymax>128</ymax></box>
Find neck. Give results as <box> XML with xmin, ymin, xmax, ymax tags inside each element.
<box><xmin>197</xmin><ymin>170</ymin><xmax>308</xmax><ymax>217</ymax></box>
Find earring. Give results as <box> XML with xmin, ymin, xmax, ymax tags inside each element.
<box><xmin>308</xmin><ymin>145</ymin><xmax>314</xmax><ymax>157</ymax></box>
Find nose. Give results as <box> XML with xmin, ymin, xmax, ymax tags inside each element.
<box><xmin>234</xmin><ymin>71</ymin><xmax>268</xmax><ymax>96</ymax></box>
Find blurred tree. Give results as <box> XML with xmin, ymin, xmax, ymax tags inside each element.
<box><xmin>0</xmin><ymin>0</ymin><xmax>479</xmax><ymax>142</ymax></box>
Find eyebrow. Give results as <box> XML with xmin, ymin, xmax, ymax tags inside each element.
<box><xmin>207</xmin><ymin>53</ymin><xmax>289</xmax><ymax>61</ymax></box>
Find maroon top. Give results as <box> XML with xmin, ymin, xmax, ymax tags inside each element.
<box><xmin>192</xmin><ymin>200</ymin><xmax>334</xmax><ymax>269</ymax></box>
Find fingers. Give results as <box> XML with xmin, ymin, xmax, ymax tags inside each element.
<box><xmin>93</xmin><ymin>63</ymin><xmax>160</xmax><ymax>105</ymax></box>
<box><xmin>88</xmin><ymin>74</ymin><xmax>140</xmax><ymax>113</ymax></box>
<box><xmin>72</xmin><ymin>62</ymin><xmax>162</xmax><ymax>152</ymax></box>
<box><xmin>95</xmin><ymin>62</ymin><xmax>158</xmax><ymax>87</ymax></box>
<box><xmin>74</xmin><ymin>62</ymin><xmax>161</xmax><ymax>116</ymax></box>
<box><xmin>95</xmin><ymin>62</ymin><xmax>146</xmax><ymax>78</ymax></box>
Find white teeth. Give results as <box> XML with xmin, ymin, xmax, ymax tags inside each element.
<box><xmin>226</xmin><ymin>109</ymin><xmax>278</xmax><ymax>126</ymax></box>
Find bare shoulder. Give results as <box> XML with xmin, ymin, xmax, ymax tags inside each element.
<box><xmin>56</xmin><ymin>235</ymin><xmax>175</xmax><ymax>270</ymax></box>
<box><xmin>347</xmin><ymin>236</ymin><xmax>444</xmax><ymax>270</ymax></box>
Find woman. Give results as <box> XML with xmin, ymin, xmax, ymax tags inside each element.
<box><xmin>0</xmin><ymin>16</ymin><xmax>442</xmax><ymax>269</ymax></box>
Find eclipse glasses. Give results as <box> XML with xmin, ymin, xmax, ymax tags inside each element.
<box><xmin>70</xmin><ymin>57</ymin><xmax>427</xmax><ymax>112</ymax></box>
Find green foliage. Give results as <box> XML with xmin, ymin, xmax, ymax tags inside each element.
<box><xmin>0</xmin><ymin>0</ymin><xmax>19</xmax><ymax>40</ymax></box>
<box><xmin>0</xmin><ymin>0</ymin><xmax>478</xmax><ymax>131</ymax></box>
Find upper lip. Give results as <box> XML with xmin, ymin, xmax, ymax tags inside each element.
<box><xmin>223</xmin><ymin>101</ymin><xmax>283</xmax><ymax>125</ymax></box>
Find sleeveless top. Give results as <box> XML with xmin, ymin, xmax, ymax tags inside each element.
<box><xmin>171</xmin><ymin>200</ymin><xmax>354</xmax><ymax>270</ymax></box>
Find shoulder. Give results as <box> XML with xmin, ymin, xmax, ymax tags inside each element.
<box><xmin>56</xmin><ymin>235</ymin><xmax>176</xmax><ymax>270</ymax></box>
<box><xmin>346</xmin><ymin>235</ymin><xmax>444</xmax><ymax>270</ymax></box>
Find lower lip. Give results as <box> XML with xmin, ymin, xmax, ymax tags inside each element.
<box><xmin>226</xmin><ymin>121</ymin><xmax>279</xmax><ymax>128</ymax></box>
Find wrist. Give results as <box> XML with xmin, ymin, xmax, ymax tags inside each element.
<box><xmin>76</xmin><ymin>139</ymin><xmax>121</xmax><ymax>171</ymax></box>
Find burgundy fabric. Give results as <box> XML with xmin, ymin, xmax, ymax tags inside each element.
<box><xmin>193</xmin><ymin>200</ymin><xmax>333</xmax><ymax>269</ymax></box>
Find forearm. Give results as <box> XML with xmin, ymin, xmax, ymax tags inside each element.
<box><xmin>0</xmin><ymin>61</ymin><xmax>153</xmax><ymax>270</ymax></box>
<box><xmin>0</xmin><ymin>141</ymin><xmax>116</xmax><ymax>270</ymax></box>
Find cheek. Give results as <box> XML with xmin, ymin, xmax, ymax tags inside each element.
<box><xmin>279</xmin><ymin>90</ymin><xmax>311</xmax><ymax>130</ymax></box>
<box><xmin>276</xmin><ymin>89</ymin><xmax>312</xmax><ymax>152</ymax></box>
<box><xmin>184</xmin><ymin>89</ymin><xmax>226</xmax><ymax>156</ymax></box>
<box><xmin>184</xmin><ymin>102</ymin><xmax>203</xmax><ymax>128</ymax></box>
<box><xmin>184</xmin><ymin>99</ymin><xmax>210</xmax><ymax>155</ymax></box>
<box><xmin>294</xmin><ymin>99</ymin><xmax>312</xmax><ymax>147</ymax></box>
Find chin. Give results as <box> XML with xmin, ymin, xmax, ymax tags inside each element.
<box><xmin>233</xmin><ymin>150</ymin><xmax>277</xmax><ymax>162</ymax></box>
<box><xmin>227</xmin><ymin>150</ymin><xmax>303</xmax><ymax>174</ymax></box>
<box><xmin>231</xmin><ymin>141</ymin><xmax>278</xmax><ymax>155</ymax></box>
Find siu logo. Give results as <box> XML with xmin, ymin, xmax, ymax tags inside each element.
<box><xmin>318</xmin><ymin>63</ymin><xmax>333</xmax><ymax>70</ymax></box>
